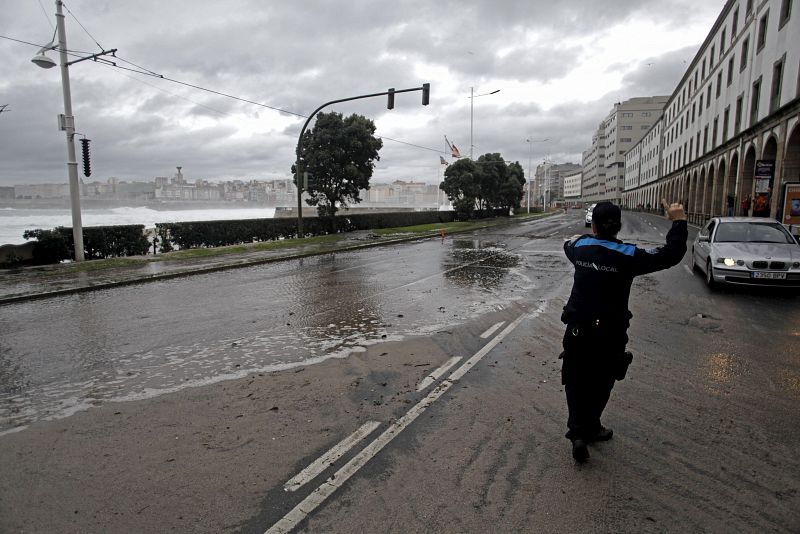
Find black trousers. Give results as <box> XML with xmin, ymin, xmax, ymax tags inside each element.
<box><xmin>561</xmin><ymin>323</ymin><xmax>628</xmax><ymax>442</ymax></box>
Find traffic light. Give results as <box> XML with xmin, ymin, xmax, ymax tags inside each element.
<box><xmin>80</xmin><ymin>138</ymin><xmax>91</xmax><ymax>177</ymax></box>
<box><xmin>387</xmin><ymin>88</ymin><xmax>395</xmax><ymax>110</ymax></box>
<box><xmin>421</xmin><ymin>83</ymin><xmax>430</xmax><ymax>106</ymax></box>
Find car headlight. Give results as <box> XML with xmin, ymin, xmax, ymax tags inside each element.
<box><xmin>716</xmin><ymin>258</ymin><xmax>741</xmax><ymax>267</ymax></box>
<box><xmin>793</xmin><ymin>262</ymin><xmax>800</xmax><ymax>268</ymax></box>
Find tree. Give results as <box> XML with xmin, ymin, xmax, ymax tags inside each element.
<box><xmin>474</xmin><ymin>153</ymin><xmax>507</xmax><ymax>212</ymax></box>
<box><xmin>292</xmin><ymin>112</ymin><xmax>382</xmax><ymax>231</ymax></box>
<box><xmin>440</xmin><ymin>159</ymin><xmax>479</xmax><ymax>219</ymax></box>
<box><xmin>498</xmin><ymin>161</ymin><xmax>525</xmax><ymax>213</ymax></box>
<box><xmin>440</xmin><ymin>153</ymin><xmax>524</xmax><ymax>218</ymax></box>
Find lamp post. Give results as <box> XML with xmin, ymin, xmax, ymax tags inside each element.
<box><xmin>469</xmin><ymin>87</ymin><xmax>499</xmax><ymax>160</ymax></box>
<box><xmin>32</xmin><ymin>0</ymin><xmax>84</xmax><ymax>260</ymax></box>
<box><xmin>526</xmin><ymin>138</ymin><xmax>549</xmax><ymax>213</ymax></box>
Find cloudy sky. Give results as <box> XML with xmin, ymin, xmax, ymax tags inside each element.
<box><xmin>0</xmin><ymin>0</ymin><xmax>724</xmax><ymax>187</ymax></box>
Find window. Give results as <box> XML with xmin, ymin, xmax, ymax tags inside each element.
<box><xmin>717</xmin><ymin>72</ymin><xmax>723</xmax><ymax>97</ymax></box>
<box><xmin>641</xmin><ymin>125</ymin><xmax>650</xmax><ymax>130</ymax></box>
<box><xmin>621</xmin><ymin>138</ymin><xmax>632</xmax><ymax>143</ymax></box>
<box><xmin>740</xmin><ymin>37</ymin><xmax>749</xmax><ymax>71</ymax></box>
<box><xmin>723</xmin><ymin>106</ymin><xmax>730</xmax><ymax>141</ymax></box>
<box><xmin>694</xmin><ymin>71</ymin><xmax>699</xmax><ymax>87</ymax></box>
<box><xmin>703</xmin><ymin>125</ymin><xmax>709</xmax><ymax>152</ymax></box>
<box><xmin>642</xmin><ymin>111</ymin><xmax>652</xmax><ymax>117</ymax></box>
<box><xmin>746</xmin><ymin>0</ymin><xmax>753</xmax><ymax>15</ymax></box>
<box><xmin>692</xmin><ymin>103</ymin><xmax>696</xmax><ymax>123</ymax></box>
<box><xmin>707</xmin><ymin>84</ymin><xmax>712</xmax><ymax>106</ymax></box>
<box><xmin>732</xmin><ymin>8</ymin><xmax>739</xmax><ymax>37</ymax></box>
<box><xmin>697</xmin><ymin>132</ymin><xmax>702</xmax><ymax>156</ymax></box>
<box><xmin>622</xmin><ymin>112</ymin><xmax>633</xmax><ymax>118</ymax></box>
<box><xmin>699</xmin><ymin>95</ymin><xmax>703</xmax><ymax>116</ymax></box>
<box><xmin>621</xmin><ymin>125</ymin><xmax>632</xmax><ymax>130</ymax></box>
<box><xmin>712</xmin><ymin>117</ymin><xmax>719</xmax><ymax>149</ymax></box>
<box><xmin>710</xmin><ymin>45</ymin><xmax>716</xmax><ymax>68</ymax></box>
<box><xmin>750</xmin><ymin>76</ymin><xmax>761</xmax><ymax>126</ymax></box>
<box><xmin>702</xmin><ymin>59</ymin><xmax>706</xmax><ymax>79</ymax></box>
<box><xmin>735</xmin><ymin>95</ymin><xmax>743</xmax><ymax>134</ymax></box>
<box><xmin>728</xmin><ymin>57</ymin><xmax>735</xmax><ymax>85</ymax></box>
<box><xmin>721</xmin><ymin>28</ymin><xmax>726</xmax><ymax>52</ymax></box>
<box><xmin>780</xmin><ymin>0</ymin><xmax>793</xmax><ymax>28</ymax></box>
<box><xmin>770</xmin><ymin>57</ymin><xmax>784</xmax><ymax>113</ymax></box>
<box><xmin>757</xmin><ymin>11</ymin><xmax>769</xmax><ymax>52</ymax></box>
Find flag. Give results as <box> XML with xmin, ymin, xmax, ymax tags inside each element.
<box><xmin>440</xmin><ymin>155</ymin><xmax>448</xmax><ymax>165</ymax></box>
<box><xmin>444</xmin><ymin>136</ymin><xmax>454</xmax><ymax>151</ymax></box>
<box><xmin>444</xmin><ymin>136</ymin><xmax>460</xmax><ymax>158</ymax></box>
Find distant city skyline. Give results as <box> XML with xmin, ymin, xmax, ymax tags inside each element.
<box><xmin>1</xmin><ymin>1</ymin><xmax>723</xmax><ymax>186</ymax></box>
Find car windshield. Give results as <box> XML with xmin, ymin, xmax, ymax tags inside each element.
<box><xmin>713</xmin><ymin>222</ymin><xmax>795</xmax><ymax>244</ymax></box>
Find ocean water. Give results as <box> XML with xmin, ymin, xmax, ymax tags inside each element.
<box><xmin>0</xmin><ymin>206</ymin><xmax>276</xmax><ymax>245</ymax></box>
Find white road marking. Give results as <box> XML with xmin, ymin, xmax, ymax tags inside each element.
<box><xmin>683</xmin><ymin>264</ymin><xmax>693</xmax><ymax>275</ymax></box>
<box><xmin>265</xmin><ymin>304</ymin><xmax>546</xmax><ymax>534</ymax></box>
<box><xmin>283</xmin><ymin>421</ymin><xmax>381</xmax><ymax>492</ymax></box>
<box><xmin>416</xmin><ymin>356</ymin><xmax>462</xmax><ymax>392</ymax></box>
<box><xmin>479</xmin><ymin>321</ymin><xmax>505</xmax><ymax>339</ymax></box>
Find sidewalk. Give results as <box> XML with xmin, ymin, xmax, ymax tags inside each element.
<box><xmin>0</xmin><ymin>214</ymin><xmax>551</xmax><ymax>305</ymax></box>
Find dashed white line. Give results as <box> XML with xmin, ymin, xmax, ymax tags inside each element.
<box><xmin>283</xmin><ymin>421</ymin><xmax>381</xmax><ymax>492</ymax></box>
<box><xmin>480</xmin><ymin>321</ymin><xmax>506</xmax><ymax>339</ymax></box>
<box><xmin>416</xmin><ymin>356</ymin><xmax>462</xmax><ymax>392</ymax></box>
<box><xmin>265</xmin><ymin>304</ymin><xmax>546</xmax><ymax>534</ymax></box>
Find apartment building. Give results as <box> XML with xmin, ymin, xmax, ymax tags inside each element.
<box><xmin>563</xmin><ymin>170</ymin><xmax>583</xmax><ymax>206</ymax></box>
<box><xmin>623</xmin><ymin>0</ymin><xmax>800</xmax><ymax>222</ymax></box>
<box><xmin>624</xmin><ymin>119</ymin><xmax>664</xmax><ymax>191</ymax></box>
<box><xmin>581</xmin><ymin>125</ymin><xmax>606</xmax><ymax>203</ymax></box>
<box><xmin>534</xmin><ymin>162</ymin><xmax>581</xmax><ymax>206</ymax></box>
<box><xmin>583</xmin><ymin>97</ymin><xmax>669</xmax><ymax>204</ymax></box>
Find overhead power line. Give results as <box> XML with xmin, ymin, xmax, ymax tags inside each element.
<box><xmin>1</xmin><ymin>33</ymin><xmax>445</xmax><ymax>154</ymax></box>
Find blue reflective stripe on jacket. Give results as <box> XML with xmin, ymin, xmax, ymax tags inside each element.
<box><xmin>574</xmin><ymin>237</ymin><xmax>636</xmax><ymax>256</ymax></box>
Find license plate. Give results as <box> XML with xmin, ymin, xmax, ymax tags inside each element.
<box><xmin>752</xmin><ymin>271</ymin><xmax>786</xmax><ymax>279</ymax></box>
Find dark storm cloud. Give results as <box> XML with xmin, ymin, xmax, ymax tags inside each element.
<box><xmin>618</xmin><ymin>45</ymin><xmax>698</xmax><ymax>97</ymax></box>
<box><xmin>0</xmin><ymin>0</ymin><xmax>722</xmax><ymax>185</ymax></box>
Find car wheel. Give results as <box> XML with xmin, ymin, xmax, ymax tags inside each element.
<box><xmin>705</xmin><ymin>259</ymin><xmax>716</xmax><ymax>288</ymax></box>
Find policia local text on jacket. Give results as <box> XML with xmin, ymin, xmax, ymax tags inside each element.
<box><xmin>561</xmin><ymin>201</ymin><xmax>687</xmax><ymax>462</ymax></box>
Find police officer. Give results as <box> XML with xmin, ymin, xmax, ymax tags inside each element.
<box><xmin>561</xmin><ymin>200</ymin><xmax>687</xmax><ymax>462</ymax></box>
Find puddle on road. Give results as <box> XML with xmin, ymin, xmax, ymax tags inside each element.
<box><xmin>444</xmin><ymin>240</ymin><xmax>521</xmax><ymax>290</ymax></box>
<box><xmin>699</xmin><ymin>351</ymin><xmax>750</xmax><ymax>396</ymax></box>
<box><xmin>0</xmin><ymin>239</ymin><xmax>549</xmax><ymax>433</ymax></box>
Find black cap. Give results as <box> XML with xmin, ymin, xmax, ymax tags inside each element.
<box><xmin>592</xmin><ymin>202</ymin><xmax>621</xmax><ymax>226</ymax></box>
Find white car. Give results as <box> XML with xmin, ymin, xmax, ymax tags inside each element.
<box><xmin>692</xmin><ymin>217</ymin><xmax>800</xmax><ymax>288</ymax></box>
<box><xmin>584</xmin><ymin>203</ymin><xmax>597</xmax><ymax>227</ymax></box>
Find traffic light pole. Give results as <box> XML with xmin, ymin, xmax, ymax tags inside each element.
<box><xmin>295</xmin><ymin>83</ymin><xmax>429</xmax><ymax>238</ymax></box>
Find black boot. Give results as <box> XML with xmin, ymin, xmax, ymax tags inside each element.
<box><xmin>572</xmin><ymin>439</ymin><xmax>589</xmax><ymax>463</ymax></box>
<box><xmin>587</xmin><ymin>426</ymin><xmax>613</xmax><ymax>442</ymax></box>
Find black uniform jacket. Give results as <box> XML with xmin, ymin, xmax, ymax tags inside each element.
<box><xmin>562</xmin><ymin>220</ymin><xmax>688</xmax><ymax>327</ymax></box>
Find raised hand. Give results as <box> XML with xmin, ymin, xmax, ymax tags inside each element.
<box><xmin>662</xmin><ymin>199</ymin><xmax>687</xmax><ymax>221</ymax></box>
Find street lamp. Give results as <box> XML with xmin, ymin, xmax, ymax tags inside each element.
<box><xmin>526</xmin><ymin>138</ymin><xmax>549</xmax><ymax>213</ymax></box>
<box><xmin>31</xmin><ymin>0</ymin><xmax>84</xmax><ymax>261</ymax></box>
<box><xmin>469</xmin><ymin>87</ymin><xmax>499</xmax><ymax>160</ymax></box>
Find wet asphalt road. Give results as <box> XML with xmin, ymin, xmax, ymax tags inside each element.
<box><xmin>1</xmin><ymin>210</ymin><xmax>799</xmax><ymax>533</ymax></box>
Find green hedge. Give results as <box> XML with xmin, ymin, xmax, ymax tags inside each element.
<box><xmin>156</xmin><ymin>211</ymin><xmax>461</xmax><ymax>250</ymax></box>
<box><xmin>23</xmin><ymin>224</ymin><xmax>150</xmax><ymax>263</ymax></box>
<box><xmin>22</xmin><ymin>209</ymin><xmax>509</xmax><ymax>263</ymax></box>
